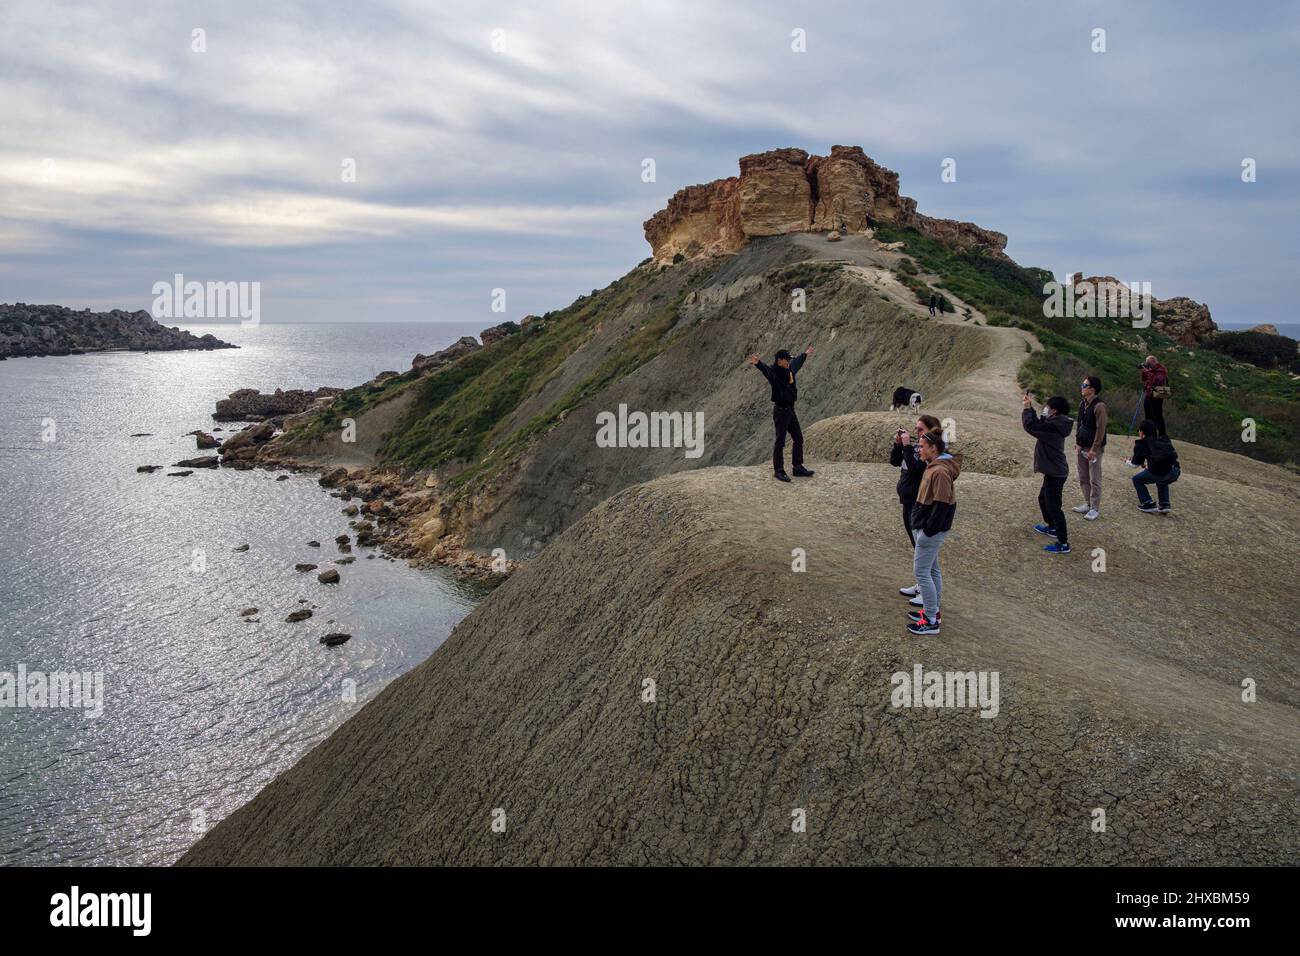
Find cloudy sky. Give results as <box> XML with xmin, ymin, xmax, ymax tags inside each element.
<box><xmin>1</xmin><ymin>0</ymin><xmax>1296</xmax><ymax>325</ymax></box>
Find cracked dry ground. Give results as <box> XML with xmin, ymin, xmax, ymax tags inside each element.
<box><xmin>180</xmin><ymin>458</ymin><xmax>1300</xmax><ymax>865</ymax></box>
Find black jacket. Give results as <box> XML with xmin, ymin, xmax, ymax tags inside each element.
<box><xmin>1022</xmin><ymin>408</ymin><xmax>1073</xmax><ymax>477</ymax></box>
<box><xmin>1131</xmin><ymin>436</ymin><xmax>1179</xmax><ymax>477</ymax></box>
<box><xmin>754</xmin><ymin>353</ymin><xmax>806</xmax><ymax>406</ymax></box>
<box><xmin>890</xmin><ymin>441</ymin><xmax>924</xmax><ymax>505</ymax></box>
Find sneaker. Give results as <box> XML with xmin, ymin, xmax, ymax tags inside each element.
<box><xmin>1044</xmin><ymin>542</ymin><xmax>1071</xmax><ymax>554</ymax></box>
<box><xmin>1124</xmin><ymin>459</ymin><xmax>1139</xmax><ymax>468</ymax></box>
<box><xmin>907</xmin><ymin>619</ymin><xmax>940</xmax><ymax>636</ymax></box>
<box><xmin>908</xmin><ymin>594</ymin><xmax>924</xmax><ymax>607</ymax></box>
<box><xmin>908</xmin><ymin>609</ymin><xmax>941</xmax><ymax>624</ymax></box>
<box><xmin>792</xmin><ymin>466</ymin><xmax>815</xmax><ymax>477</ymax></box>
<box><xmin>775</xmin><ymin>472</ymin><xmax>791</xmax><ymax>483</ymax></box>
<box><xmin>1084</xmin><ymin>509</ymin><xmax>1100</xmax><ymax>521</ymax></box>
<box><xmin>898</xmin><ymin>585</ymin><xmax>920</xmax><ymax>597</ymax></box>
<box><xmin>1071</xmin><ymin>504</ymin><xmax>1090</xmax><ymax>514</ymax></box>
<box><xmin>1032</xmin><ymin>523</ymin><xmax>1057</xmax><ymax>537</ymax></box>
<box><xmin>1137</xmin><ymin>502</ymin><xmax>1158</xmax><ymax>513</ymax></box>
<box><xmin>1157</xmin><ymin>505</ymin><xmax>1171</xmax><ymax>514</ymax></box>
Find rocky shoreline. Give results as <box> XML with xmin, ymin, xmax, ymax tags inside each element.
<box><xmin>1</xmin><ymin>302</ymin><xmax>237</xmax><ymax>358</ymax></box>
<box><xmin>142</xmin><ymin>326</ymin><xmax>525</xmax><ymax>583</ymax></box>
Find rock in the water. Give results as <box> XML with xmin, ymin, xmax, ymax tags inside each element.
<box><xmin>174</xmin><ymin>456</ymin><xmax>219</xmax><ymax>469</ymax></box>
<box><xmin>319</xmin><ymin>632</ymin><xmax>351</xmax><ymax>647</ymax></box>
<box><xmin>307</xmin><ymin>540</ymin><xmax>321</xmax><ymax>548</ymax></box>
<box><xmin>130</xmin><ymin>432</ymin><xmax>153</xmax><ymax>437</ymax></box>
<box><xmin>194</xmin><ymin>432</ymin><xmax>221</xmax><ymax>449</ymax></box>
<box><xmin>167</xmin><ymin>470</ymin><xmax>193</xmax><ymax>477</ymax></box>
<box><xmin>0</xmin><ymin>303</ymin><xmax>236</xmax><ymax>359</ymax></box>
<box><xmin>342</xmin><ymin>505</ymin><xmax>359</xmax><ymax>517</ymax></box>
<box><xmin>335</xmin><ymin>557</ymin><xmax>356</xmax><ymax>565</ymax></box>
<box><xmin>295</xmin><ymin>563</ymin><xmax>318</xmax><ymax>572</ymax></box>
<box><xmin>276</xmin><ymin>474</ymin><xmax>290</xmax><ymax>481</ymax></box>
<box><xmin>137</xmin><ymin>465</ymin><xmax>162</xmax><ymax>473</ymax></box>
<box><xmin>335</xmin><ymin>534</ymin><xmax>350</xmax><ymax>545</ymax></box>
<box><xmin>233</xmin><ymin>544</ymin><xmax>250</xmax><ymax>552</ymax></box>
<box><xmin>239</xmin><ymin>607</ymin><xmax>258</xmax><ymax>616</ymax></box>
<box><xmin>213</xmin><ymin>387</ymin><xmax>342</xmax><ymax>422</ymax></box>
<box><xmin>317</xmin><ymin>569</ymin><xmax>340</xmax><ymax>584</ymax></box>
<box><xmin>286</xmin><ymin>609</ymin><xmax>313</xmax><ymax>623</ymax></box>
<box><xmin>219</xmin><ymin>421</ymin><xmax>276</xmax><ymax>454</ymax></box>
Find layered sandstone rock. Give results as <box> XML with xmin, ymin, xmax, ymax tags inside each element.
<box><xmin>643</xmin><ymin>144</ymin><xmax>1007</xmax><ymax>263</ymax></box>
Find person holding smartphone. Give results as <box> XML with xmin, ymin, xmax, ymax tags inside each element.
<box><xmin>1022</xmin><ymin>392</ymin><xmax>1073</xmax><ymax>553</ymax></box>
<box><xmin>893</xmin><ymin>415</ymin><xmax>942</xmax><ymax>602</ymax></box>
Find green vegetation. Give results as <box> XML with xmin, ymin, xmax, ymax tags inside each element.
<box><xmin>877</xmin><ymin>224</ymin><xmax>1300</xmax><ymax>468</ymax></box>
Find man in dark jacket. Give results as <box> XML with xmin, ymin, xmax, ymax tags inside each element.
<box><xmin>1127</xmin><ymin>419</ymin><xmax>1181</xmax><ymax>513</ymax></box>
<box><xmin>1140</xmin><ymin>355</ymin><xmax>1169</xmax><ymax>437</ymax></box>
<box><xmin>749</xmin><ymin>346</ymin><xmax>815</xmax><ymax>482</ymax></box>
<box><xmin>1023</xmin><ymin>394</ymin><xmax>1074</xmax><ymax>553</ymax></box>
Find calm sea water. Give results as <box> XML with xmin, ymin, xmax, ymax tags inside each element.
<box><xmin>0</xmin><ymin>321</ymin><xmax>487</xmax><ymax>865</ymax></box>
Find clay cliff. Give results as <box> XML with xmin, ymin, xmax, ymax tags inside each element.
<box><xmin>643</xmin><ymin>145</ymin><xmax>1008</xmax><ymax>263</ymax></box>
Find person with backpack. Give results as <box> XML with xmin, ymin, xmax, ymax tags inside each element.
<box><xmin>748</xmin><ymin>346</ymin><xmax>815</xmax><ymax>482</ymax></box>
<box><xmin>905</xmin><ymin>431</ymin><xmax>962</xmax><ymax>636</ymax></box>
<box><xmin>1072</xmin><ymin>374</ymin><xmax>1108</xmax><ymax>521</ymax></box>
<box><xmin>1022</xmin><ymin>393</ymin><xmax>1074</xmax><ymax>554</ymax></box>
<box><xmin>1127</xmin><ymin>419</ymin><xmax>1181</xmax><ymax>513</ymax></box>
<box><xmin>1140</xmin><ymin>355</ymin><xmax>1170</xmax><ymax>437</ymax></box>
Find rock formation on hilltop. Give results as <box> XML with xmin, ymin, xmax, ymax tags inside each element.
<box><xmin>0</xmin><ymin>302</ymin><xmax>237</xmax><ymax>358</ymax></box>
<box><xmin>643</xmin><ymin>145</ymin><xmax>1008</xmax><ymax>263</ymax></box>
<box><xmin>1070</xmin><ymin>274</ymin><xmax>1218</xmax><ymax>345</ymax></box>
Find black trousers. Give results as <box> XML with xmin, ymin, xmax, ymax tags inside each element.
<box><xmin>1038</xmin><ymin>475</ymin><xmax>1068</xmax><ymax>544</ymax></box>
<box><xmin>772</xmin><ymin>405</ymin><xmax>804</xmax><ymax>473</ymax></box>
<box><xmin>1143</xmin><ymin>397</ymin><xmax>1167</xmax><ymax>437</ymax></box>
<box><xmin>902</xmin><ymin>500</ymin><xmax>916</xmax><ymax>546</ymax></box>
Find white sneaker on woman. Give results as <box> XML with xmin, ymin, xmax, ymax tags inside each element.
<box><xmin>1071</xmin><ymin>504</ymin><xmax>1090</xmax><ymax>514</ymax></box>
<box><xmin>1084</xmin><ymin>509</ymin><xmax>1100</xmax><ymax>520</ymax></box>
<box><xmin>899</xmin><ymin>585</ymin><xmax>920</xmax><ymax>597</ymax></box>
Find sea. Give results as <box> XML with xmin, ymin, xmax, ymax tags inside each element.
<box><xmin>0</xmin><ymin>321</ymin><xmax>488</xmax><ymax>865</ymax></box>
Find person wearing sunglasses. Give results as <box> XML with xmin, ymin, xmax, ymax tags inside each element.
<box><xmin>1072</xmin><ymin>375</ymin><xmax>1108</xmax><ymax>521</ymax></box>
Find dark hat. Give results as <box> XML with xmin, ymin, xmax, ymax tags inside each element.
<box><xmin>775</xmin><ymin>349</ymin><xmax>792</xmax><ymax>361</ymax></box>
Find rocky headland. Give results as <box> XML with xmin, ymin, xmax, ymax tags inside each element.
<box><xmin>1</xmin><ymin>302</ymin><xmax>237</xmax><ymax>358</ymax></box>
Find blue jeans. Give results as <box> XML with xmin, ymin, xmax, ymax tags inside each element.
<box><xmin>1133</xmin><ymin>464</ymin><xmax>1180</xmax><ymax>507</ymax></box>
<box><xmin>913</xmin><ymin>530</ymin><xmax>947</xmax><ymax>618</ymax></box>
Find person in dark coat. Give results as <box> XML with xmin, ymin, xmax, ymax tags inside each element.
<box><xmin>748</xmin><ymin>346</ymin><xmax>815</xmax><ymax>482</ymax></box>
<box><xmin>1022</xmin><ymin>394</ymin><xmax>1074</xmax><ymax>553</ymax></box>
<box><xmin>1127</xmin><ymin>419</ymin><xmax>1181</xmax><ymax>513</ymax></box>
<box><xmin>1140</xmin><ymin>355</ymin><xmax>1169</xmax><ymax>437</ymax></box>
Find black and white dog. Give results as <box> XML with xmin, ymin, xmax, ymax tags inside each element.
<box><xmin>890</xmin><ymin>387</ymin><xmax>923</xmax><ymax>412</ymax></box>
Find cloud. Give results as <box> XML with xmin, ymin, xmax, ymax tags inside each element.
<box><xmin>0</xmin><ymin>0</ymin><xmax>1296</xmax><ymax>323</ymax></box>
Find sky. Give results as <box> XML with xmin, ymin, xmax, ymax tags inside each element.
<box><xmin>1</xmin><ymin>0</ymin><xmax>1297</xmax><ymax>326</ymax></box>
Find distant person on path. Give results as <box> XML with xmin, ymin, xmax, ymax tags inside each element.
<box><xmin>748</xmin><ymin>346</ymin><xmax>815</xmax><ymax>482</ymax></box>
<box><xmin>1127</xmin><ymin>419</ymin><xmax>1181</xmax><ymax>513</ymax></box>
<box><xmin>906</xmin><ymin>431</ymin><xmax>962</xmax><ymax>636</ymax></box>
<box><xmin>1072</xmin><ymin>375</ymin><xmax>1108</xmax><ymax>521</ymax></box>
<box><xmin>1023</xmin><ymin>394</ymin><xmax>1074</xmax><ymax>554</ymax></box>
<box><xmin>1140</xmin><ymin>355</ymin><xmax>1170</xmax><ymax>437</ymax></box>
<box><xmin>894</xmin><ymin>415</ymin><xmax>942</xmax><ymax>604</ymax></box>
<box><xmin>928</xmin><ymin>293</ymin><xmax>938</xmax><ymax>317</ymax></box>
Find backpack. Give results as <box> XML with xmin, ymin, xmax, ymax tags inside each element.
<box><xmin>1148</xmin><ymin>437</ymin><xmax>1178</xmax><ymax>473</ymax></box>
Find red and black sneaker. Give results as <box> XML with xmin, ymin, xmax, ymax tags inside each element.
<box><xmin>906</xmin><ymin>610</ymin><xmax>941</xmax><ymax>635</ymax></box>
<box><xmin>907</xmin><ymin>609</ymin><xmax>941</xmax><ymax>625</ymax></box>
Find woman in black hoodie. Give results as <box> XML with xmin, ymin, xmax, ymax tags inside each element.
<box><xmin>1022</xmin><ymin>394</ymin><xmax>1074</xmax><ymax>553</ymax></box>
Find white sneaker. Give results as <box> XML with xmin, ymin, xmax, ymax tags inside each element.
<box><xmin>909</xmin><ymin>594</ymin><xmax>924</xmax><ymax>607</ymax></box>
<box><xmin>1084</xmin><ymin>509</ymin><xmax>1100</xmax><ymax>521</ymax></box>
<box><xmin>1071</xmin><ymin>504</ymin><xmax>1090</xmax><ymax>514</ymax></box>
<box><xmin>899</xmin><ymin>585</ymin><xmax>920</xmax><ymax>597</ymax></box>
